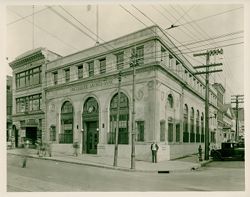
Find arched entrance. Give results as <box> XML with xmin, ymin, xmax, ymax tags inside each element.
<box><xmin>82</xmin><ymin>97</ymin><xmax>99</xmax><ymax>154</ymax></box>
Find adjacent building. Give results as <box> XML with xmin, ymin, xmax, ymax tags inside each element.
<box><xmin>9</xmin><ymin>48</ymin><xmax>60</xmax><ymax>147</ymax></box>
<box><xmin>6</xmin><ymin>75</ymin><xmax>13</xmax><ymax>142</ymax></box>
<box><xmin>10</xmin><ymin>26</ymin><xmax>219</xmax><ymax>161</ymax></box>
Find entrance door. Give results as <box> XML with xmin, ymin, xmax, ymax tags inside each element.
<box><xmin>86</xmin><ymin>121</ymin><xmax>98</xmax><ymax>154</ymax></box>
<box><xmin>26</xmin><ymin>127</ymin><xmax>37</xmax><ymax>146</ymax></box>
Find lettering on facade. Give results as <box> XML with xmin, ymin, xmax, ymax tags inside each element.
<box><xmin>71</xmin><ymin>79</ymin><xmax>113</xmax><ymax>91</ymax></box>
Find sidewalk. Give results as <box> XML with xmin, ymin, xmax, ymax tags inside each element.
<box><xmin>7</xmin><ymin>148</ymin><xmax>212</xmax><ymax>173</ymax></box>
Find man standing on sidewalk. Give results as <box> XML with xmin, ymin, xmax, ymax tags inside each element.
<box><xmin>22</xmin><ymin>140</ymin><xmax>30</xmax><ymax>168</ymax></box>
<box><xmin>151</xmin><ymin>141</ymin><xmax>159</xmax><ymax>163</ymax></box>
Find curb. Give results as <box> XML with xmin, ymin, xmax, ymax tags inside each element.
<box><xmin>8</xmin><ymin>152</ymin><xmax>203</xmax><ymax>173</ymax></box>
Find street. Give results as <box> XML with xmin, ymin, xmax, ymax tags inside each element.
<box><xmin>7</xmin><ymin>154</ymin><xmax>244</xmax><ymax>191</ymax></box>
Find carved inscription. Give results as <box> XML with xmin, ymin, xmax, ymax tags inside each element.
<box><xmin>71</xmin><ymin>79</ymin><xmax>113</xmax><ymax>91</ymax></box>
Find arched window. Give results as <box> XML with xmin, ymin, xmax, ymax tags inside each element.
<box><xmin>196</xmin><ymin>110</ymin><xmax>200</xmax><ymax>142</ymax></box>
<box><xmin>109</xmin><ymin>92</ymin><xmax>129</xmax><ymax>144</ymax></box>
<box><xmin>190</xmin><ymin>107</ymin><xmax>195</xmax><ymax>142</ymax></box>
<box><xmin>60</xmin><ymin>101</ymin><xmax>73</xmax><ymax>144</ymax></box>
<box><xmin>167</xmin><ymin>94</ymin><xmax>174</xmax><ymax>108</ymax></box>
<box><xmin>183</xmin><ymin>104</ymin><xmax>189</xmax><ymax>142</ymax></box>
<box><xmin>201</xmin><ymin>113</ymin><xmax>204</xmax><ymax>142</ymax></box>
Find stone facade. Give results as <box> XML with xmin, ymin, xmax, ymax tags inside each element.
<box><xmin>11</xmin><ymin>26</ymin><xmax>219</xmax><ymax>161</ymax></box>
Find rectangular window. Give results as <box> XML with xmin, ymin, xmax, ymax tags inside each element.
<box><xmin>176</xmin><ymin>123</ymin><xmax>180</xmax><ymax>142</ymax></box>
<box><xmin>7</xmin><ymin>106</ymin><xmax>12</xmax><ymax>115</ymax></box>
<box><xmin>16</xmin><ymin>97</ymin><xmax>25</xmax><ymax>113</ymax></box>
<box><xmin>88</xmin><ymin>61</ymin><xmax>94</xmax><ymax>77</ymax></box>
<box><xmin>116</xmin><ymin>52</ymin><xmax>124</xmax><ymax>70</ymax></box>
<box><xmin>65</xmin><ymin>68</ymin><xmax>70</xmax><ymax>82</ymax></box>
<box><xmin>16</xmin><ymin>66</ymin><xmax>41</xmax><ymax>88</ymax></box>
<box><xmin>25</xmin><ymin>70</ymin><xmax>30</xmax><ymax>86</ymax></box>
<box><xmin>136</xmin><ymin>46</ymin><xmax>144</xmax><ymax>65</ymax></box>
<box><xmin>168</xmin><ymin>122</ymin><xmax>173</xmax><ymax>142</ymax></box>
<box><xmin>136</xmin><ymin>121</ymin><xmax>144</xmax><ymax>142</ymax></box>
<box><xmin>78</xmin><ymin>65</ymin><xmax>83</xmax><ymax>79</ymax></box>
<box><xmin>19</xmin><ymin>74</ymin><xmax>25</xmax><ymax>88</ymax></box>
<box><xmin>32</xmin><ymin>67</ymin><xmax>41</xmax><ymax>85</ymax></box>
<box><xmin>16</xmin><ymin>94</ymin><xmax>42</xmax><ymax>113</ymax></box>
<box><xmin>53</xmin><ymin>71</ymin><xmax>58</xmax><ymax>85</ymax></box>
<box><xmin>50</xmin><ymin>126</ymin><xmax>56</xmax><ymax>141</ymax></box>
<box><xmin>160</xmin><ymin>121</ymin><xmax>166</xmax><ymax>142</ymax></box>
<box><xmin>99</xmin><ymin>58</ymin><xmax>106</xmax><ymax>74</ymax></box>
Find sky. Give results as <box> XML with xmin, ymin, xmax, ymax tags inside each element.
<box><xmin>4</xmin><ymin>2</ymin><xmax>246</xmax><ymax>102</ymax></box>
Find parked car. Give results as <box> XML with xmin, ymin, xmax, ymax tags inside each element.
<box><xmin>210</xmin><ymin>142</ymin><xmax>244</xmax><ymax>161</ymax></box>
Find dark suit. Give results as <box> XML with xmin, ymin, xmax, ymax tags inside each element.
<box><xmin>151</xmin><ymin>143</ymin><xmax>159</xmax><ymax>163</ymax></box>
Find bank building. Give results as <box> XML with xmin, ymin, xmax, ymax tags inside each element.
<box><xmin>10</xmin><ymin>25</ymin><xmax>219</xmax><ymax>161</ymax></box>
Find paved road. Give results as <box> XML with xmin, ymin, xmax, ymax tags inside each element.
<box><xmin>7</xmin><ymin>154</ymin><xmax>245</xmax><ymax>191</ymax></box>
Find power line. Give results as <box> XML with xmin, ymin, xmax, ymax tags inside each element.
<box><xmin>59</xmin><ymin>6</ymin><xmax>99</xmax><ymax>41</ymax></box>
<box><xmin>47</xmin><ymin>6</ymin><xmax>97</xmax><ymax>42</ymax></box>
<box><xmin>7</xmin><ymin>7</ymin><xmax>49</xmax><ymax>26</ymax></box>
<box><xmin>174</xmin><ymin>31</ymin><xmax>243</xmax><ymax>49</ymax></box>
<box><xmin>176</xmin><ymin>5</ymin><xmax>237</xmax><ymax>97</ymax></box>
<box><xmin>175</xmin><ymin>36</ymin><xmax>243</xmax><ymax>53</ymax></box>
<box><xmin>178</xmin><ymin>7</ymin><xmax>243</xmax><ymax>26</ymax></box>
<box><xmin>119</xmin><ymin>5</ymin><xmax>148</xmax><ymax>27</ymax></box>
<box><xmin>8</xmin><ymin>8</ymin><xmax>79</xmax><ymax>51</ymax></box>
<box><xmin>175</xmin><ymin>42</ymin><xmax>243</xmax><ymax>55</ymax></box>
<box><xmin>173</xmin><ymin>5</ymin><xmax>196</xmax><ymax>25</ymax></box>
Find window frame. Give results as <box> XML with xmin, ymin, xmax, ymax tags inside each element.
<box><xmin>99</xmin><ymin>58</ymin><xmax>106</xmax><ymax>74</ymax></box>
<box><xmin>88</xmin><ymin>61</ymin><xmax>94</xmax><ymax>77</ymax></box>
<box><xmin>65</xmin><ymin>68</ymin><xmax>70</xmax><ymax>82</ymax></box>
<box><xmin>116</xmin><ymin>52</ymin><xmax>124</xmax><ymax>70</ymax></box>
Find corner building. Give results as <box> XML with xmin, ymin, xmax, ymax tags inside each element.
<box><xmin>39</xmin><ymin>26</ymin><xmax>218</xmax><ymax>161</ymax></box>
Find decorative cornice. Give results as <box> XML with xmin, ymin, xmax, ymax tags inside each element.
<box><xmin>10</xmin><ymin>52</ymin><xmax>45</xmax><ymax>69</ymax></box>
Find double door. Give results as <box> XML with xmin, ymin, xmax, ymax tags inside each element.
<box><xmin>86</xmin><ymin>121</ymin><xmax>99</xmax><ymax>154</ymax></box>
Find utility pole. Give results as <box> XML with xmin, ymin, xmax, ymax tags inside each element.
<box><xmin>32</xmin><ymin>5</ymin><xmax>35</xmax><ymax>49</ymax></box>
<box><xmin>113</xmin><ymin>71</ymin><xmax>122</xmax><ymax>167</ymax></box>
<box><xmin>231</xmin><ymin>95</ymin><xmax>244</xmax><ymax>142</ymax></box>
<box><xmin>96</xmin><ymin>4</ymin><xmax>99</xmax><ymax>45</ymax></box>
<box><xmin>193</xmin><ymin>49</ymin><xmax>223</xmax><ymax>160</ymax></box>
<box><xmin>130</xmin><ymin>48</ymin><xmax>137</xmax><ymax>169</ymax></box>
